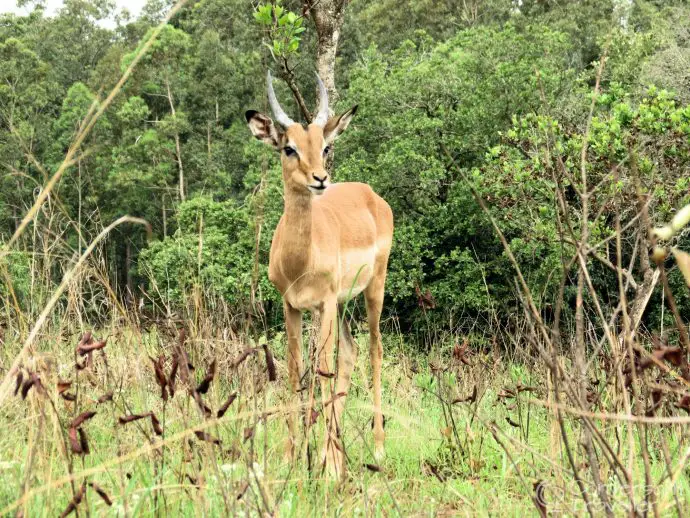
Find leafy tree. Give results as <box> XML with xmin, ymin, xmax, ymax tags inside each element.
<box><xmin>0</xmin><ymin>37</ymin><xmax>56</xmax><ymax>232</ymax></box>
<box><xmin>2</xmin><ymin>0</ymin><xmax>690</xmax><ymax>335</ymax></box>
<box><xmin>123</xmin><ymin>24</ymin><xmax>191</xmax><ymax>201</ymax></box>
<box><xmin>334</xmin><ymin>25</ymin><xmax>574</xmax><ymax>324</ymax></box>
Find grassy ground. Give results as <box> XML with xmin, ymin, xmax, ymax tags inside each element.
<box><xmin>1</xmin><ymin>325</ymin><xmax>689</xmax><ymax>516</ymax></box>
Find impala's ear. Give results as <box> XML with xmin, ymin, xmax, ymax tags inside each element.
<box><xmin>323</xmin><ymin>105</ymin><xmax>357</xmax><ymax>144</ymax></box>
<box><xmin>245</xmin><ymin>110</ymin><xmax>281</xmax><ymax>149</ymax></box>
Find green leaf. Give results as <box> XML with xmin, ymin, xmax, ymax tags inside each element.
<box><xmin>253</xmin><ymin>4</ymin><xmax>272</xmax><ymax>24</ymax></box>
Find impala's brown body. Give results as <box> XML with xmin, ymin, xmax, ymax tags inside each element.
<box><xmin>246</xmin><ymin>72</ymin><xmax>393</xmax><ymax>477</ymax></box>
<box><xmin>269</xmin><ymin>181</ymin><xmax>392</xmax><ymax>309</ymax></box>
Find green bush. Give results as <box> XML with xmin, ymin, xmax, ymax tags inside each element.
<box><xmin>139</xmin><ymin>195</ymin><xmax>280</xmax><ymax>309</ymax></box>
<box><xmin>332</xmin><ymin>25</ymin><xmax>574</xmax><ymax>325</ymax></box>
<box><xmin>0</xmin><ymin>249</ymin><xmax>31</xmax><ymax>306</ymax></box>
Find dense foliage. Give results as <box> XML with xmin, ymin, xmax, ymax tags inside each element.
<box><xmin>1</xmin><ymin>0</ymin><xmax>689</xmax><ymax>339</ymax></box>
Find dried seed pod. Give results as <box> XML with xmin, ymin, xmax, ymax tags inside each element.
<box><xmin>78</xmin><ymin>332</ymin><xmax>93</xmax><ymax>348</ymax></box>
<box><xmin>175</xmin><ymin>344</ymin><xmax>192</xmax><ymax>384</ymax></box>
<box><xmin>21</xmin><ymin>378</ymin><xmax>35</xmax><ymax>399</ymax></box>
<box><xmin>68</xmin><ymin>427</ymin><xmax>82</xmax><ymax>454</ymax></box>
<box><xmin>192</xmin><ymin>391</ymin><xmax>212</xmax><ymax>417</ymax></box>
<box><xmin>59</xmin><ymin>481</ymin><xmax>87</xmax><ymax>518</ymax></box>
<box><xmin>118</xmin><ymin>413</ymin><xmax>152</xmax><ymax>424</ymax></box>
<box><xmin>150</xmin><ymin>413</ymin><xmax>163</xmax><ymax>436</ymax></box>
<box><xmin>505</xmin><ymin>416</ymin><xmax>521</xmax><ymax>428</ymax></box>
<box><xmin>651</xmin><ymin>246</ymin><xmax>667</xmax><ymax>265</ymax></box>
<box><xmin>652</xmin><ymin>226</ymin><xmax>674</xmax><ymax>241</ymax></box>
<box><xmin>217</xmin><ymin>392</ymin><xmax>238</xmax><ymax>418</ymax></box>
<box><xmin>78</xmin><ymin>428</ymin><xmax>90</xmax><ymax>455</ymax></box>
<box><xmin>262</xmin><ymin>344</ymin><xmax>277</xmax><ymax>381</ymax></box>
<box><xmin>194</xmin><ymin>431</ymin><xmax>221</xmax><ymax>444</ymax></box>
<box><xmin>150</xmin><ymin>355</ymin><xmax>168</xmax><ymax>401</ymax></box>
<box><xmin>671</xmin><ymin>204</ymin><xmax>690</xmax><ymax>232</ymax></box>
<box><xmin>236</xmin><ymin>481</ymin><xmax>249</xmax><ymax>500</ymax></box>
<box><xmin>14</xmin><ymin>371</ymin><xmax>23</xmax><ymax>397</ymax></box>
<box><xmin>168</xmin><ymin>355</ymin><xmax>179</xmax><ymax>396</ymax></box>
<box><xmin>196</xmin><ymin>359</ymin><xmax>217</xmax><ymax>394</ymax></box>
<box><xmin>231</xmin><ymin>347</ymin><xmax>257</xmax><ymax>369</ymax></box>
<box><xmin>89</xmin><ymin>483</ymin><xmax>113</xmax><ymax>506</ymax></box>
<box><xmin>423</xmin><ymin>461</ymin><xmax>446</xmax><ymax>482</ymax></box>
<box><xmin>533</xmin><ymin>480</ymin><xmax>547</xmax><ymax>518</ymax></box>
<box><xmin>77</xmin><ymin>340</ymin><xmax>107</xmax><ymax>356</ymax></box>
<box><xmin>70</xmin><ymin>411</ymin><xmax>96</xmax><ymax>429</ymax></box>
<box><xmin>97</xmin><ymin>392</ymin><xmax>113</xmax><ymax>404</ymax></box>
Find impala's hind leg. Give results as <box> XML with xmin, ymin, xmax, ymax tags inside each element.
<box><xmin>318</xmin><ymin>299</ymin><xmax>344</xmax><ymax>478</ymax></box>
<box><xmin>365</xmin><ymin>256</ymin><xmax>388</xmax><ymax>460</ymax></box>
<box><xmin>332</xmin><ymin>304</ymin><xmax>358</xmax><ymax>440</ymax></box>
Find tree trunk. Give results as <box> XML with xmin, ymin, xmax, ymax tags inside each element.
<box><xmin>165</xmin><ymin>77</ymin><xmax>185</xmax><ymax>201</ymax></box>
<box><xmin>162</xmin><ymin>194</ymin><xmax>167</xmax><ymax>238</ymax></box>
<box><xmin>307</xmin><ymin>0</ymin><xmax>347</xmax><ymax>173</ymax></box>
<box><xmin>307</xmin><ymin>0</ymin><xmax>347</xmax><ymax>106</ymax></box>
<box><xmin>207</xmin><ymin>121</ymin><xmax>212</xmax><ymax>161</ymax></box>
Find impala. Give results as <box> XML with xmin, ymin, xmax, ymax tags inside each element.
<box><xmin>246</xmin><ymin>72</ymin><xmax>393</xmax><ymax>477</ymax></box>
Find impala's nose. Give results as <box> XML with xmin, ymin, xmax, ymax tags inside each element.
<box><xmin>309</xmin><ymin>173</ymin><xmax>328</xmax><ymax>195</ymax></box>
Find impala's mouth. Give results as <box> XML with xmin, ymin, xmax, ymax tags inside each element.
<box><xmin>308</xmin><ymin>184</ymin><xmax>328</xmax><ymax>195</ymax></box>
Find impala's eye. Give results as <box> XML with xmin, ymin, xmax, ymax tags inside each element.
<box><xmin>323</xmin><ymin>146</ymin><xmax>331</xmax><ymax>156</ymax></box>
<box><xmin>283</xmin><ymin>146</ymin><xmax>296</xmax><ymax>157</ymax></box>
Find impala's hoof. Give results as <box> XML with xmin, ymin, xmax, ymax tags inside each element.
<box><xmin>322</xmin><ymin>445</ymin><xmax>345</xmax><ymax>480</ymax></box>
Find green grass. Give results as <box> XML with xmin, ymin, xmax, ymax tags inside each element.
<box><xmin>1</xmin><ymin>328</ymin><xmax>689</xmax><ymax>516</ymax></box>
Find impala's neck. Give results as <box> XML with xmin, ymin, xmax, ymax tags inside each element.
<box><xmin>280</xmin><ymin>186</ymin><xmax>314</xmax><ymax>277</ymax></box>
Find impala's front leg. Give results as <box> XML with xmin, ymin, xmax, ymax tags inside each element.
<box><xmin>317</xmin><ymin>298</ymin><xmax>343</xmax><ymax>478</ymax></box>
<box><xmin>284</xmin><ymin>301</ymin><xmax>303</xmax><ymax>462</ymax></box>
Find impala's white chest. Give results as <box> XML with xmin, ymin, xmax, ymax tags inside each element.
<box><xmin>283</xmin><ymin>279</ymin><xmax>330</xmax><ymax>311</ymax></box>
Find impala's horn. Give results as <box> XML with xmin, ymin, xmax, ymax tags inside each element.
<box><xmin>313</xmin><ymin>73</ymin><xmax>329</xmax><ymax>127</ymax></box>
<box><xmin>266</xmin><ymin>70</ymin><xmax>295</xmax><ymax>128</ymax></box>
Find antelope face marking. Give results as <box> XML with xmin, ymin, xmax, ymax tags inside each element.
<box><xmin>281</xmin><ymin>124</ymin><xmax>331</xmax><ymax>196</ymax></box>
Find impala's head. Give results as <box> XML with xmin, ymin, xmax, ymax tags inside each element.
<box><xmin>246</xmin><ymin>71</ymin><xmax>357</xmax><ymax>196</ymax></box>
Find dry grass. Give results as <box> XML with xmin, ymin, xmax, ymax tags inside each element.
<box><xmin>2</xmin><ymin>317</ymin><xmax>690</xmax><ymax>516</ymax></box>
